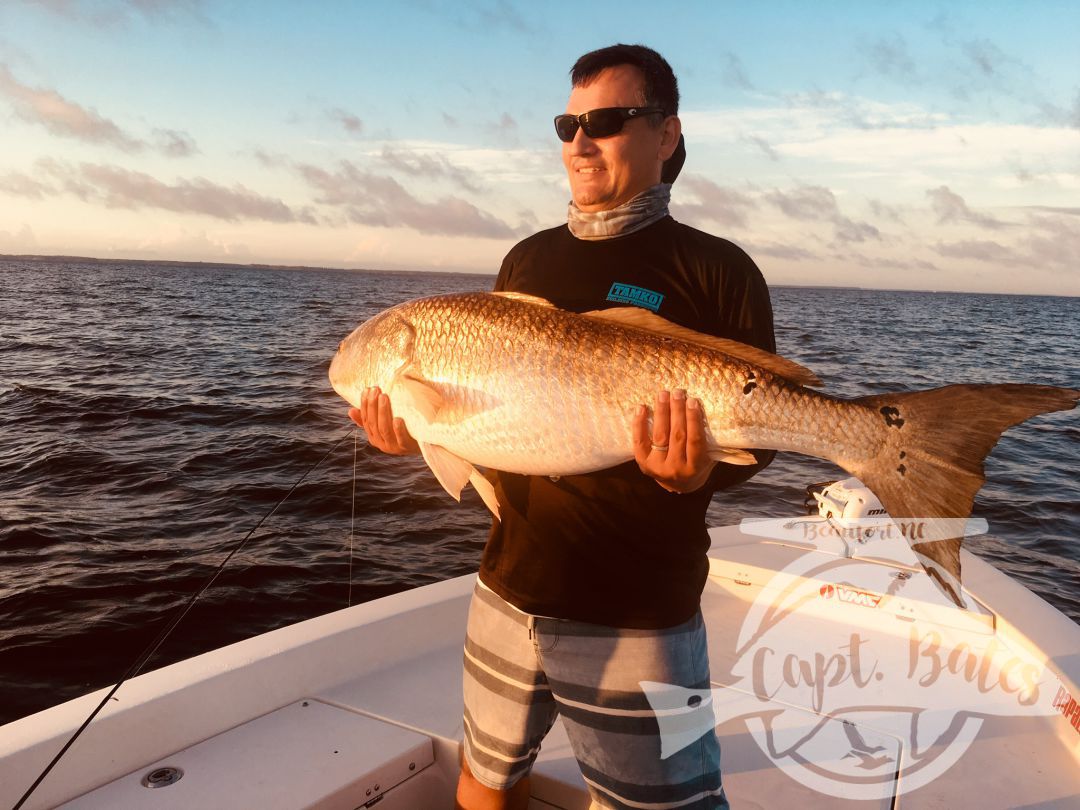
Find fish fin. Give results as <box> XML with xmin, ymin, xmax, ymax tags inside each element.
<box><xmin>709</xmin><ymin>447</ymin><xmax>759</xmax><ymax>465</ymax></box>
<box><xmin>469</xmin><ymin>469</ymin><xmax>501</xmax><ymax>520</ymax></box>
<box><xmin>850</xmin><ymin>384</ymin><xmax>1079</xmax><ymax>608</ymax></box>
<box><xmin>419</xmin><ymin>442</ymin><xmax>501</xmax><ymax>519</ymax></box>
<box><xmin>583</xmin><ymin>306</ymin><xmax>822</xmax><ymax>387</ymax></box>
<box><xmin>492</xmin><ymin>291</ymin><xmax>556</xmax><ymax>307</ymax></box>
<box><xmin>418</xmin><ymin>442</ymin><xmax>473</xmax><ymax>502</ymax></box>
<box><xmin>394</xmin><ymin>373</ymin><xmax>444</xmax><ymax>425</ymax></box>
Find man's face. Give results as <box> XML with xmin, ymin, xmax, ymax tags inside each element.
<box><xmin>562</xmin><ymin>64</ymin><xmax>679</xmax><ymax>212</ymax></box>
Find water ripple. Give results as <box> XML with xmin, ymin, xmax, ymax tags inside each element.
<box><xmin>0</xmin><ymin>261</ymin><xmax>1076</xmax><ymax>725</ymax></box>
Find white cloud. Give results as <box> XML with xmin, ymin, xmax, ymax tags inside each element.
<box><xmin>926</xmin><ymin>185</ymin><xmax>1010</xmax><ymax>230</ymax></box>
<box><xmin>32</xmin><ymin>159</ymin><xmax>316</xmax><ymax>223</ymax></box>
<box><xmin>296</xmin><ymin>159</ymin><xmax>525</xmax><ymax>239</ymax></box>
<box><xmin>0</xmin><ymin>63</ymin><xmax>199</xmax><ymax>157</ymax></box>
<box><xmin>673</xmin><ymin>175</ymin><xmax>757</xmax><ymax>228</ymax></box>
<box><xmin>0</xmin><ymin>223</ymin><xmax>38</xmax><ymax>252</ymax></box>
<box><xmin>681</xmin><ymin>99</ymin><xmax>1078</xmax><ymax>185</ymax></box>
<box><xmin>0</xmin><ymin>62</ymin><xmax>144</xmax><ymax>151</ymax></box>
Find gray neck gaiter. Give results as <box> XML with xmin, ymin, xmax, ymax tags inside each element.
<box><xmin>566</xmin><ymin>182</ymin><xmax>671</xmax><ymax>241</ymax></box>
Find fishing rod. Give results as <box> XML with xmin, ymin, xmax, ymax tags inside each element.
<box><xmin>15</xmin><ymin>427</ymin><xmax>357</xmax><ymax>810</ymax></box>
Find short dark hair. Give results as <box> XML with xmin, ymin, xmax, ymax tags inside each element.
<box><xmin>570</xmin><ymin>44</ymin><xmax>680</xmax><ymax>117</ymax></box>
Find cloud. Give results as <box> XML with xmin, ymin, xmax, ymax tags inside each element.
<box><xmin>961</xmin><ymin>39</ymin><xmax>1015</xmax><ymax>79</ymax></box>
<box><xmin>516</xmin><ymin>208</ymin><xmax>539</xmax><ymax>229</ymax></box>
<box><xmin>473</xmin><ymin>0</ymin><xmax>534</xmax><ymax>34</ymax></box>
<box><xmin>719</xmin><ymin>52</ymin><xmax>754</xmax><ymax>91</ymax></box>
<box><xmin>673</xmin><ymin>175</ymin><xmax>757</xmax><ymax>228</ymax></box>
<box><xmin>33</xmin><ymin>159</ymin><xmax>316</xmax><ymax>223</ymax></box>
<box><xmin>154</xmin><ymin>128</ymin><xmax>198</xmax><ymax>157</ymax></box>
<box><xmin>492</xmin><ymin>112</ymin><xmax>519</xmax><ymax>145</ymax></box>
<box><xmin>741</xmin><ymin>240</ymin><xmax>819</xmax><ymax>262</ymax></box>
<box><xmin>1021</xmin><ymin>214</ymin><xmax>1080</xmax><ymax>273</ymax></box>
<box><xmin>867</xmin><ymin>199</ymin><xmax>905</xmax><ymax>225</ymax></box>
<box><xmin>328</xmin><ymin>107</ymin><xmax>363</xmax><ymax>134</ymax></box>
<box><xmin>929</xmin><ymin>215</ymin><xmax>1080</xmax><ymax>277</ymax></box>
<box><xmin>842</xmin><ymin>252</ymin><xmax>940</xmax><ymax>274</ymax></box>
<box><xmin>297</xmin><ymin>160</ymin><xmax>521</xmax><ymax>239</ymax></box>
<box><xmin>932</xmin><ymin>239</ymin><xmax>1016</xmax><ymax>263</ymax></box>
<box><xmin>926</xmin><ymin>185</ymin><xmax>1008</xmax><ymax>230</ymax></box>
<box><xmin>1040</xmin><ymin>89</ymin><xmax>1080</xmax><ymax>130</ymax></box>
<box><xmin>740</xmin><ymin>134</ymin><xmax>779</xmax><ymax>161</ymax></box>
<box><xmin>763</xmin><ymin>184</ymin><xmax>880</xmax><ymax>243</ymax></box>
<box><xmin>0</xmin><ymin>170</ymin><xmax>53</xmax><ymax>199</ymax></box>
<box><xmin>0</xmin><ymin>223</ymin><xmax>38</xmax><ymax>253</ymax></box>
<box><xmin>379</xmin><ymin>146</ymin><xmax>484</xmax><ymax>192</ymax></box>
<box><xmin>832</xmin><ymin>217</ymin><xmax>881</xmax><ymax>243</ymax></box>
<box><xmin>1011</xmin><ymin>161</ymin><xmax>1039</xmax><ymax>184</ymax></box>
<box><xmin>1027</xmin><ymin>205</ymin><xmax>1080</xmax><ymax>217</ymax></box>
<box><xmin>764</xmin><ymin>184</ymin><xmax>838</xmax><ymax>221</ymax></box>
<box><xmin>17</xmin><ymin>0</ymin><xmax>207</xmax><ymax>26</ymax></box>
<box><xmin>948</xmin><ymin>36</ymin><xmax>1038</xmax><ymax>106</ymax></box>
<box><xmin>417</xmin><ymin>0</ymin><xmax>539</xmax><ymax>36</ymax></box>
<box><xmin>251</xmin><ymin>148</ymin><xmax>290</xmax><ymax>168</ymax></box>
<box><xmin>862</xmin><ymin>33</ymin><xmax>917</xmax><ymax>81</ymax></box>
<box><xmin>126</xmin><ymin>227</ymin><xmax>254</xmax><ymax>262</ymax></box>
<box><xmin>0</xmin><ymin>63</ymin><xmax>144</xmax><ymax>151</ymax></box>
<box><xmin>781</xmin><ymin>90</ymin><xmax>944</xmax><ymax>131</ymax></box>
<box><xmin>0</xmin><ymin>64</ymin><xmax>199</xmax><ymax>156</ymax></box>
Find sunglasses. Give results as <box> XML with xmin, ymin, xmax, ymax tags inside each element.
<box><xmin>553</xmin><ymin>107</ymin><xmax>665</xmax><ymax>143</ymax></box>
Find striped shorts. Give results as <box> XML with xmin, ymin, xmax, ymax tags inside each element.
<box><xmin>462</xmin><ymin>582</ymin><xmax>728</xmax><ymax>810</ymax></box>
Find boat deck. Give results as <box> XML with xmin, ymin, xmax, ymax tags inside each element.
<box><xmin>2</xmin><ymin>524</ymin><xmax>1078</xmax><ymax>809</ymax></box>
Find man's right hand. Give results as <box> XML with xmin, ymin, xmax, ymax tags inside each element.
<box><xmin>349</xmin><ymin>386</ymin><xmax>421</xmax><ymax>455</ymax></box>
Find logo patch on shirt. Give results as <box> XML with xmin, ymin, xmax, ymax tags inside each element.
<box><xmin>606</xmin><ymin>282</ymin><xmax>664</xmax><ymax>312</ymax></box>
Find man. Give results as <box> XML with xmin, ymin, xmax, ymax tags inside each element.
<box><xmin>352</xmin><ymin>44</ymin><xmax>774</xmax><ymax>810</ymax></box>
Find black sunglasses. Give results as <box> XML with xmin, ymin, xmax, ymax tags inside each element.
<box><xmin>553</xmin><ymin>107</ymin><xmax>665</xmax><ymax>143</ymax></box>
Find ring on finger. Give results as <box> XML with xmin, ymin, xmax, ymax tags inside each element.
<box><xmin>651</xmin><ymin>443</ymin><xmax>669</xmax><ymax>452</ymax></box>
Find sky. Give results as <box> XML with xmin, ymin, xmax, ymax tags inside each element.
<box><xmin>0</xmin><ymin>0</ymin><xmax>1078</xmax><ymax>295</ymax></box>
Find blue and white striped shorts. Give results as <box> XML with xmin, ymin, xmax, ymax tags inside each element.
<box><xmin>462</xmin><ymin>582</ymin><xmax>728</xmax><ymax>809</ymax></box>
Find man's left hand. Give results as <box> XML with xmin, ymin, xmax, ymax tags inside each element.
<box><xmin>632</xmin><ymin>389</ymin><xmax>717</xmax><ymax>494</ymax></box>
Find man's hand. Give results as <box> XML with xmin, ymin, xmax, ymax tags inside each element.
<box><xmin>348</xmin><ymin>386</ymin><xmax>421</xmax><ymax>455</ymax></box>
<box><xmin>632</xmin><ymin>389</ymin><xmax>717</xmax><ymax>494</ymax></box>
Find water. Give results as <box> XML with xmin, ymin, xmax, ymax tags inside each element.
<box><xmin>1</xmin><ymin>258</ymin><xmax>1077</xmax><ymax>726</ymax></box>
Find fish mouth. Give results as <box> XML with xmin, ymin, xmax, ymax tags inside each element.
<box><xmin>328</xmin><ymin>347</ymin><xmax>350</xmax><ymax>402</ymax></box>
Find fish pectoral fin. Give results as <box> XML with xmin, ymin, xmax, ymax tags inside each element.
<box><xmin>584</xmin><ymin>306</ymin><xmax>822</xmax><ymax>387</ymax></box>
<box><xmin>419</xmin><ymin>442</ymin><xmax>501</xmax><ymax>520</ymax></box>
<box><xmin>469</xmin><ymin>469</ymin><xmax>501</xmax><ymax>521</ymax></box>
<box><xmin>492</xmin><ymin>291</ymin><xmax>556</xmax><ymax>307</ymax></box>
<box><xmin>419</xmin><ymin>442</ymin><xmax>474</xmax><ymax>501</ymax></box>
<box><xmin>709</xmin><ymin>447</ymin><xmax>759</xmax><ymax>465</ymax></box>
<box><xmin>394</xmin><ymin>374</ymin><xmax>445</xmax><ymax>424</ymax></box>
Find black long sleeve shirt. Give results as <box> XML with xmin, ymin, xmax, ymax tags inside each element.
<box><xmin>479</xmin><ymin>216</ymin><xmax>776</xmax><ymax>628</ymax></box>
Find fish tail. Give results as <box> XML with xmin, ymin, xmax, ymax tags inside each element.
<box><xmin>850</xmin><ymin>384</ymin><xmax>1079</xmax><ymax>607</ymax></box>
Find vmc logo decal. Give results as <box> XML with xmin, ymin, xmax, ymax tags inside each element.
<box><xmin>818</xmin><ymin>583</ymin><xmax>882</xmax><ymax>608</ymax></box>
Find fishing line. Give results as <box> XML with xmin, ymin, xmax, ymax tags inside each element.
<box><xmin>15</xmin><ymin>427</ymin><xmax>355</xmax><ymax>810</ymax></box>
<box><xmin>348</xmin><ymin>428</ymin><xmax>358</xmax><ymax>607</ymax></box>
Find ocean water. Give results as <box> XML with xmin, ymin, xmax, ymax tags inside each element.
<box><xmin>1</xmin><ymin>257</ymin><xmax>1077</xmax><ymax>726</ymax></box>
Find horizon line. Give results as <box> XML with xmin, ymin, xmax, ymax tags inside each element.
<box><xmin>1</xmin><ymin>252</ymin><xmax>1075</xmax><ymax>299</ymax></box>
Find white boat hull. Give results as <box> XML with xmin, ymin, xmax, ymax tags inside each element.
<box><xmin>2</xmin><ymin>523</ymin><xmax>1078</xmax><ymax>809</ymax></box>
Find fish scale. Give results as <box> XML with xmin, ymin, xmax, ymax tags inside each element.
<box><xmin>330</xmin><ymin>291</ymin><xmax>1079</xmax><ymax>608</ymax></box>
